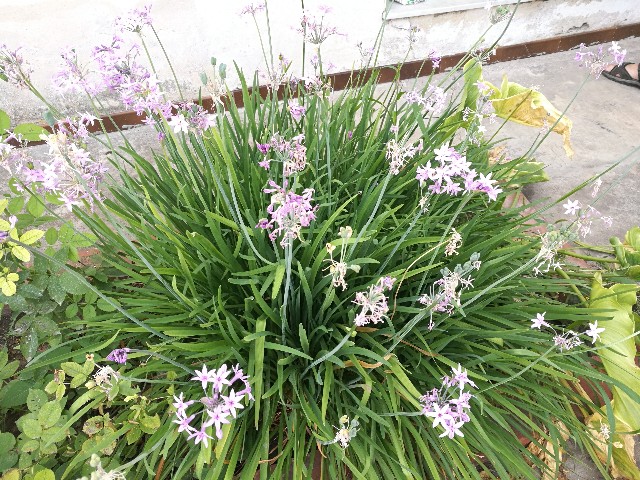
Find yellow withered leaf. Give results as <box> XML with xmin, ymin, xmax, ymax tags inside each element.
<box><xmin>487</xmin><ymin>75</ymin><xmax>574</xmax><ymax>158</ymax></box>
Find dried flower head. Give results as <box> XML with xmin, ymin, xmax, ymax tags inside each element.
<box><xmin>445</xmin><ymin>228</ymin><xmax>462</xmax><ymax>257</ymax></box>
<box><xmin>321</xmin><ymin>415</ymin><xmax>359</xmax><ymax>448</ymax></box>
<box><xmin>353</xmin><ymin>276</ymin><xmax>395</xmax><ymax>326</ymax></box>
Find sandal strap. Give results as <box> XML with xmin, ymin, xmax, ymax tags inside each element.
<box><xmin>609</xmin><ymin>63</ymin><xmax>634</xmax><ymax>80</ymax></box>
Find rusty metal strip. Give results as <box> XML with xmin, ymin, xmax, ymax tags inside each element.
<box><xmin>12</xmin><ymin>22</ymin><xmax>640</xmax><ymax>147</ymax></box>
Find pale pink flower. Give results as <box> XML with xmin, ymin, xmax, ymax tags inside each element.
<box><xmin>531</xmin><ymin>312</ymin><xmax>550</xmax><ymax>329</ymax></box>
<box><xmin>585</xmin><ymin>321</ymin><xmax>605</xmax><ymax>344</ymax></box>
<box><xmin>563</xmin><ymin>199</ymin><xmax>580</xmax><ymax>215</ymax></box>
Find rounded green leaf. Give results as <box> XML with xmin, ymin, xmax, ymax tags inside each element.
<box><xmin>26</xmin><ymin>389</ymin><xmax>47</xmax><ymax>412</ymax></box>
<box><xmin>10</xmin><ymin>245</ymin><xmax>30</xmax><ymax>263</ymax></box>
<box><xmin>38</xmin><ymin>401</ymin><xmax>62</xmax><ymax>429</ymax></box>
<box><xmin>0</xmin><ymin>380</ymin><xmax>30</xmax><ymax>408</ymax></box>
<box><xmin>0</xmin><ymin>465</ymin><xmax>19</xmax><ymax>478</ymax></box>
<box><xmin>13</xmin><ymin>123</ymin><xmax>48</xmax><ymax>142</ymax></box>
<box><xmin>20</xmin><ymin>438</ymin><xmax>39</xmax><ymax>453</ymax></box>
<box><xmin>96</xmin><ymin>297</ymin><xmax>120</xmax><ymax>312</ymax></box>
<box><xmin>0</xmin><ymin>109</ymin><xmax>10</xmax><ymax>135</ymax></box>
<box><xmin>7</xmin><ymin>197</ymin><xmax>23</xmax><ymax>215</ymax></box>
<box><xmin>69</xmin><ymin>374</ymin><xmax>87</xmax><ymax>389</ymax></box>
<box><xmin>19</xmin><ymin>229</ymin><xmax>44</xmax><ymax>245</ymax></box>
<box><xmin>139</xmin><ymin>414</ymin><xmax>161</xmax><ymax>434</ymax></box>
<box><xmin>33</xmin><ymin>469</ymin><xmax>56</xmax><ymax>480</ymax></box>
<box><xmin>0</xmin><ymin>431</ymin><xmax>16</xmax><ymax>453</ymax></box>
<box><xmin>19</xmin><ymin>418</ymin><xmax>42</xmax><ymax>439</ymax></box>
<box><xmin>26</xmin><ymin>195</ymin><xmax>45</xmax><ymax>218</ymax></box>
<box><xmin>44</xmin><ymin>227</ymin><xmax>58</xmax><ymax>245</ymax></box>
<box><xmin>59</xmin><ymin>271</ymin><xmax>89</xmax><ymax>295</ymax></box>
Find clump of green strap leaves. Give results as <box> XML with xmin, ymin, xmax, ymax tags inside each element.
<box><xmin>5</xmin><ymin>7</ymin><xmax>638</xmax><ymax>480</ymax></box>
<box><xmin>44</xmin><ymin>56</ymin><xmax>617</xmax><ymax>480</ymax></box>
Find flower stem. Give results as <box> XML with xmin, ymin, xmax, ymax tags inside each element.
<box><xmin>151</xmin><ymin>25</ymin><xmax>184</xmax><ymax>100</ymax></box>
<box><xmin>558</xmin><ymin>249</ymin><xmax>618</xmax><ymax>264</ymax></box>
<box><xmin>554</xmin><ymin>267</ymin><xmax>588</xmax><ymax>305</ymax></box>
<box><xmin>281</xmin><ymin>242</ymin><xmax>293</xmax><ymax>341</ymax></box>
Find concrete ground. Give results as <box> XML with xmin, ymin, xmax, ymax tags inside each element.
<box><xmin>3</xmin><ymin>37</ymin><xmax>640</xmax><ymax>479</ymax></box>
<box><xmin>481</xmin><ymin>36</ymin><xmax>640</xmax><ymax>248</ymax></box>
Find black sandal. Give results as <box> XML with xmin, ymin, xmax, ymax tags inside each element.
<box><xmin>602</xmin><ymin>62</ymin><xmax>640</xmax><ymax>89</ymax></box>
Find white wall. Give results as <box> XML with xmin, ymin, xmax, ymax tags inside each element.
<box><xmin>1</xmin><ymin>0</ymin><xmax>638</xmax><ymax>123</ymax></box>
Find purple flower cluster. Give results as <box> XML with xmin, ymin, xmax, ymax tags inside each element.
<box><xmin>115</xmin><ymin>4</ymin><xmax>153</xmax><ymax>33</ymax></box>
<box><xmin>386</xmin><ymin>138</ymin><xmax>423</xmax><ymax>175</ymax></box>
<box><xmin>239</xmin><ymin>2</ymin><xmax>266</xmax><ymax>16</ymax></box>
<box><xmin>421</xmin><ymin>364</ymin><xmax>476</xmax><ymax>439</ymax></box>
<box><xmin>288</xmin><ymin>99</ymin><xmax>306</xmax><ymax>121</ymax></box>
<box><xmin>57</xmin><ymin>113</ymin><xmax>99</xmax><ymax>140</ymax></box>
<box><xmin>173</xmin><ymin>364</ymin><xmax>252</xmax><ymax>447</ymax></box>
<box><xmin>415</xmin><ymin>145</ymin><xmax>502</xmax><ymax>200</ymax></box>
<box><xmin>0</xmin><ymin>141</ymin><xmax>16</xmax><ymax>168</ymax></box>
<box><xmin>260</xmin><ymin>54</ymin><xmax>293</xmax><ymax>90</ymax></box>
<box><xmin>106</xmin><ymin>348</ymin><xmax>130</xmax><ymax>364</ymax></box>
<box><xmin>52</xmin><ymin>47</ymin><xmax>101</xmax><ymax>95</ymax></box>
<box><xmin>427</xmin><ymin>48</ymin><xmax>442</xmax><ymax>69</ymax></box>
<box><xmin>298</xmin><ymin>7</ymin><xmax>344</xmax><ymax>45</ymax></box>
<box><xmin>353</xmin><ymin>276</ymin><xmax>396</xmax><ymax>327</ymax></box>
<box><xmin>53</xmin><ymin>10</ymin><xmax>171</xmax><ymax>118</ymax></box>
<box><xmin>167</xmin><ymin>103</ymin><xmax>216</xmax><ymax>135</ymax></box>
<box><xmin>256</xmin><ymin>133</ymin><xmax>307</xmax><ymax>176</ymax></box>
<box><xmin>256</xmin><ymin>180</ymin><xmax>317</xmax><ymax>246</ymax></box>
<box><xmin>356</xmin><ymin>42</ymin><xmax>375</xmax><ymax>66</ymax></box>
<box><xmin>562</xmin><ymin>198</ymin><xmax>612</xmax><ymax>239</ymax></box>
<box><xmin>419</xmin><ymin>254</ymin><xmax>481</xmax><ymax>330</ymax></box>
<box><xmin>22</xmin><ymin>131</ymin><xmax>107</xmax><ymax>211</ymax></box>
<box><xmin>0</xmin><ymin>44</ymin><xmax>32</xmax><ymax>88</ymax></box>
<box><xmin>531</xmin><ymin>312</ymin><xmax>604</xmax><ymax>351</ymax></box>
<box><xmin>574</xmin><ymin>41</ymin><xmax>626</xmax><ymax>78</ymax></box>
<box><xmin>404</xmin><ymin>85</ymin><xmax>446</xmax><ymax>116</ymax></box>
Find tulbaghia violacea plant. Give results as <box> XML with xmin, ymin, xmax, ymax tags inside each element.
<box><xmin>386</xmin><ymin>137</ymin><xmax>423</xmax><ymax>175</ymax></box>
<box><xmin>173</xmin><ymin>365</ymin><xmax>252</xmax><ymax>447</ymax></box>
<box><xmin>324</xmin><ymin>226</ymin><xmax>361</xmax><ymax>290</ymax></box>
<box><xmin>574</xmin><ymin>40</ymin><xmax>626</xmax><ymax>78</ymax></box>
<box><xmin>0</xmin><ymin>43</ymin><xmax>32</xmax><ymax>88</ymax></box>
<box><xmin>256</xmin><ymin>133</ymin><xmax>308</xmax><ymax>175</ymax></box>
<box><xmin>298</xmin><ymin>6</ymin><xmax>343</xmax><ymax>46</ymax></box>
<box><xmin>27</xmin><ymin>130</ymin><xmax>108</xmax><ymax>211</ymax></box>
<box><xmin>404</xmin><ymin>85</ymin><xmax>447</xmax><ymax>116</ymax></box>
<box><xmin>6</xmin><ymin>2</ymin><xmax>630</xmax><ymax>478</ymax></box>
<box><xmin>167</xmin><ymin>102</ymin><xmax>216</xmax><ymax>135</ymax></box>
